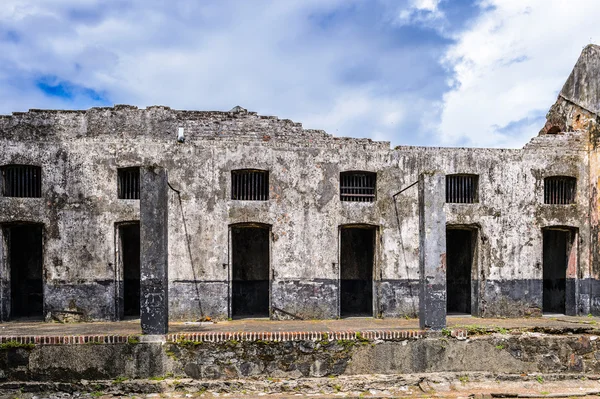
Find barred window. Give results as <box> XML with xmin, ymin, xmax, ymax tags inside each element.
<box><xmin>446</xmin><ymin>174</ymin><xmax>478</xmax><ymax>204</ymax></box>
<box><xmin>544</xmin><ymin>176</ymin><xmax>576</xmax><ymax>204</ymax></box>
<box><xmin>231</xmin><ymin>169</ymin><xmax>269</xmax><ymax>201</ymax></box>
<box><xmin>1</xmin><ymin>165</ymin><xmax>42</xmax><ymax>198</ymax></box>
<box><xmin>340</xmin><ymin>171</ymin><xmax>376</xmax><ymax>202</ymax></box>
<box><xmin>118</xmin><ymin>168</ymin><xmax>140</xmax><ymax>200</ymax></box>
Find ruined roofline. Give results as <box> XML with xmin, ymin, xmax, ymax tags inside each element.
<box><xmin>0</xmin><ymin>104</ymin><xmax>391</xmax><ymax>148</ymax></box>
<box><xmin>2</xmin><ymin>104</ymin><xmax>286</xmax><ymax>120</ymax></box>
<box><xmin>393</xmin><ymin>144</ymin><xmax>524</xmax><ymax>153</ymax></box>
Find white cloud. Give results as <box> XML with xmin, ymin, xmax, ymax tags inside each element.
<box><xmin>395</xmin><ymin>0</ymin><xmax>445</xmax><ymax>30</ymax></box>
<box><xmin>4</xmin><ymin>0</ymin><xmax>599</xmax><ymax>149</ymax></box>
<box><xmin>439</xmin><ymin>0</ymin><xmax>600</xmax><ymax>148</ymax></box>
<box><xmin>0</xmin><ymin>0</ymin><xmax>439</xmax><ymax>146</ymax></box>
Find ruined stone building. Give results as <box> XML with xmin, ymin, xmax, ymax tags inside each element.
<box><xmin>2</xmin><ymin>45</ymin><xmax>600</xmax><ymax>323</ymax></box>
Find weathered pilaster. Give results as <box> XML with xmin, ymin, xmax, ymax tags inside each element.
<box><xmin>418</xmin><ymin>172</ymin><xmax>446</xmax><ymax>330</ymax></box>
<box><xmin>140</xmin><ymin>166</ymin><xmax>169</xmax><ymax>334</ymax></box>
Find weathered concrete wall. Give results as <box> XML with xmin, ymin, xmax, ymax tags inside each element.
<box><xmin>0</xmin><ymin>103</ymin><xmax>591</xmax><ymax>320</ymax></box>
<box><xmin>4</xmin><ymin>46</ymin><xmax>600</xmax><ymax>321</ymax></box>
<box><xmin>1</xmin><ymin>332</ymin><xmax>600</xmax><ymax>381</ymax></box>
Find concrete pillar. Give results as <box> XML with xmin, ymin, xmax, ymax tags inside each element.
<box><xmin>140</xmin><ymin>166</ymin><xmax>169</xmax><ymax>335</ymax></box>
<box><xmin>418</xmin><ymin>172</ymin><xmax>447</xmax><ymax>330</ymax></box>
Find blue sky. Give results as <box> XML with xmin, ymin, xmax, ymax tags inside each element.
<box><xmin>1</xmin><ymin>0</ymin><xmax>599</xmax><ymax>148</ymax></box>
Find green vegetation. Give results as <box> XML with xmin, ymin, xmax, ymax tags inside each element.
<box><xmin>336</xmin><ymin>339</ymin><xmax>356</xmax><ymax>349</ymax></box>
<box><xmin>319</xmin><ymin>332</ymin><xmax>330</xmax><ymax>345</ymax></box>
<box><xmin>113</xmin><ymin>376</ymin><xmax>128</xmax><ymax>383</ymax></box>
<box><xmin>90</xmin><ymin>391</ymin><xmax>104</xmax><ymax>397</ymax></box>
<box><xmin>149</xmin><ymin>372</ymin><xmax>174</xmax><ymax>381</ymax></box>
<box><xmin>459</xmin><ymin>375</ymin><xmax>469</xmax><ymax>384</ymax></box>
<box><xmin>127</xmin><ymin>336</ymin><xmax>140</xmax><ymax>345</ymax></box>
<box><xmin>536</xmin><ymin>375</ymin><xmax>544</xmax><ymax>384</ymax></box>
<box><xmin>0</xmin><ymin>340</ymin><xmax>35</xmax><ymax>350</ymax></box>
<box><xmin>254</xmin><ymin>339</ymin><xmax>274</xmax><ymax>345</ymax></box>
<box><xmin>176</xmin><ymin>338</ymin><xmax>202</xmax><ymax>347</ymax></box>
<box><xmin>355</xmin><ymin>332</ymin><xmax>370</xmax><ymax>343</ymax></box>
<box><xmin>459</xmin><ymin>324</ymin><xmax>489</xmax><ymax>335</ymax></box>
<box><xmin>495</xmin><ymin>344</ymin><xmax>505</xmax><ymax>350</ymax></box>
<box><xmin>441</xmin><ymin>327</ymin><xmax>452</xmax><ymax>337</ymax></box>
<box><xmin>165</xmin><ymin>347</ymin><xmax>178</xmax><ymax>360</ymax></box>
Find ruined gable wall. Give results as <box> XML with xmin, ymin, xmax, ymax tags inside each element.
<box><xmin>538</xmin><ymin>44</ymin><xmax>600</xmax><ymax>315</ymax></box>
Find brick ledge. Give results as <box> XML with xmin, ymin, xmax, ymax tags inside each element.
<box><xmin>0</xmin><ymin>329</ymin><xmax>428</xmax><ymax>345</ymax></box>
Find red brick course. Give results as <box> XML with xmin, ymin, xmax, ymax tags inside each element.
<box><xmin>0</xmin><ymin>329</ymin><xmax>443</xmax><ymax>346</ymax></box>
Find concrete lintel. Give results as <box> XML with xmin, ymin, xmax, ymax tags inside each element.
<box><xmin>418</xmin><ymin>172</ymin><xmax>447</xmax><ymax>330</ymax></box>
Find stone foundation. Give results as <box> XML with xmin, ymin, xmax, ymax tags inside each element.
<box><xmin>1</xmin><ymin>328</ymin><xmax>600</xmax><ymax>382</ymax></box>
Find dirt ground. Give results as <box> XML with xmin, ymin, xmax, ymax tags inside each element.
<box><xmin>4</xmin><ymin>375</ymin><xmax>600</xmax><ymax>399</ymax></box>
<box><xmin>2</xmin><ymin>314</ymin><xmax>600</xmax><ymax>336</ymax></box>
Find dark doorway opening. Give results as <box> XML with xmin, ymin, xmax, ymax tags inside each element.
<box><xmin>120</xmin><ymin>223</ymin><xmax>140</xmax><ymax>317</ymax></box>
<box><xmin>340</xmin><ymin>226</ymin><xmax>375</xmax><ymax>317</ymax></box>
<box><xmin>231</xmin><ymin>224</ymin><xmax>270</xmax><ymax>318</ymax></box>
<box><xmin>543</xmin><ymin>228</ymin><xmax>574</xmax><ymax>314</ymax></box>
<box><xmin>446</xmin><ymin>228</ymin><xmax>475</xmax><ymax>315</ymax></box>
<box><xmin>5</xmin><ymin>224</ymin><xmax>44</xmax><ymax>319</ymax></box>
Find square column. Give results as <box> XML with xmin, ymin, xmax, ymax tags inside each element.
<box><xmin>140</xmin><ymin>166</ymin><xmax>169</xmax><ymax>334</ymax></box>
<box><xmin>419</xmin><ymin>172</ymin><xmax>447</xmax><ymax>330</ymax></box>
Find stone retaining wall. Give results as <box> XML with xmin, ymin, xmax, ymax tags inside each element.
<box><xmin>0</xmin><ymin>328</ymin><xmax>597</xmax><ymax>381</ymax></box>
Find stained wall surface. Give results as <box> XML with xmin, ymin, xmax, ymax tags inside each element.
<box><xmin>1</xmin><ymin>46</ymin><xmax>600</xmax><ymax>321</ymax></box>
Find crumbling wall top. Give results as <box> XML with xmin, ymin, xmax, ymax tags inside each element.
<box><xmin>0</xmin><ymin>105</ymin><xmax>390</xmax><ymax>149</ymax></box>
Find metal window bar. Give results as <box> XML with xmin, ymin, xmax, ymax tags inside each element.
<box><xmin>446</xmin><ymin>175</ymin><xmax>478</xmax><ymax>204</ymax></box>
<box><xmin>231</xmin><ymin>170</ymin><xmax>269</xmax><ymax>201</ymax></box>
<box><xmin>544</xmin><ymin>176</ymin><xmax>576</xmax><ymax>205</ymax></box>
<box><xmin>340</xmin><ymin>172</ymin><xmax>376</xmax><ymax>202</ymax></box>
<box><xmin>118</xmin><ymin>168</ymin><xmax>140</xmax><ymax>200</ymax></box>
<box><xmin>2</xmin><ymin>165</ymin><xmax>41</xmax><ymax>198</ymax></box>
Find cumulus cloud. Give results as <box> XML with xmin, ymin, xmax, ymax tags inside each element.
<box><xmin>0</xmin><ymin>0</ymin><xmax>458</xmax><ymax>146</ymax></box>
<box><xmin>439</xmin><ymin>0</ymin><xmax>600</xmax><ymax>148</ymax></box>
<box><xmin>2</xmin><ymin>0</ymin><xmax>598</xmax><ymax>148</ymax></box>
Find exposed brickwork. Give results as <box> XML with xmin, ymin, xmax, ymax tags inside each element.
<box><xmin>450</xmin><ymin>329</ymin><xmax>468</xmax><ymax>340</ymax></box>
<box><xmin>0</xmin><ymin>329</ymin><xmax>436</xmax><ymax>345</ymax></box>
<box><xmin>0</xmin><ymin>335</ymin><xmax>131</xmax><ymax>345</ymax></box>
<box><xmin>166</xmin><ymin>329</ymin><xmax>425</xmax><ymax>343</ymax></box>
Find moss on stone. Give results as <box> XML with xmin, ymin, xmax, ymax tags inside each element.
<box><xmin>0</xmin><ymin>341</ymin><xmax>35</xmax><ymax>350</ymax></box>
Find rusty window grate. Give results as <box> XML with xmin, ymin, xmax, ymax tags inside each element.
<box><xmin>118</xmin><ymin>168</ymin><xmax>140</xmax><ymax>200</ymax></box>
<box><xmin>231</xmin><ymin>169</ymin><xmax>269</xmax><ymax>201</ymax></box>
<box><xmin>446</xmin><ymin>174</ymin><xmax>478</xmax><ymax>204</ymax></box>
<box><xmin>340</xmin><ymin>171</ymin><xmax>376</xmax><ymax>202</ymax></box>
<box><xmin>1</xmin><ymin>165</ymin><xmax>42</xmax><ymax>198</ymax></box>
<box><xmin>544</xmin><ymin>176</ymin><xmax>576</xmax><ymax>205</ymax></box>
